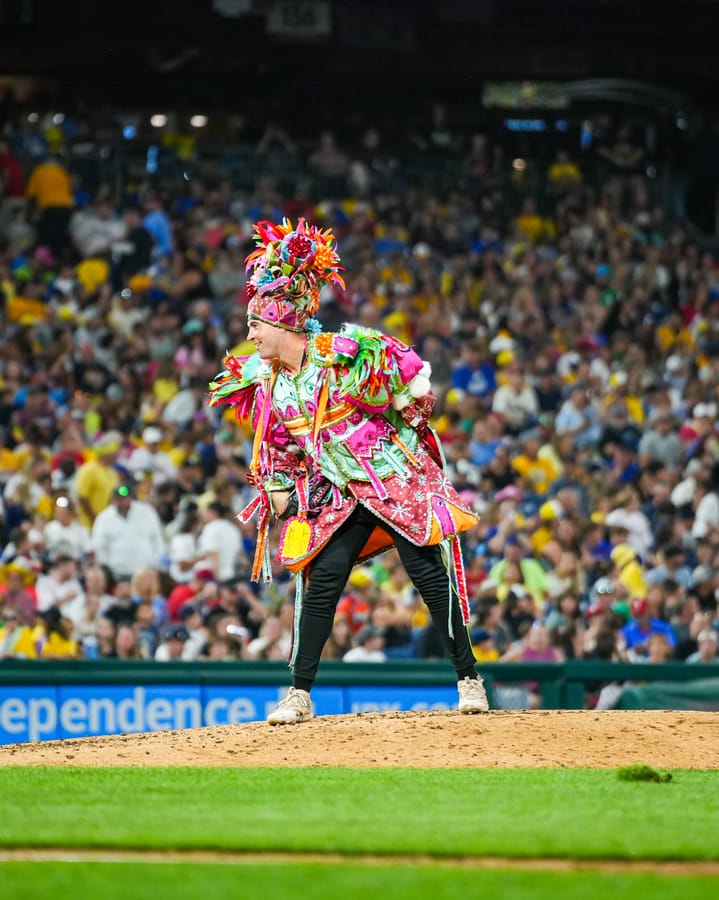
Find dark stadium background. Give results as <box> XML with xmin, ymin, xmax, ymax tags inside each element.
<box><xmin>0</xmin><ymin>0</ymin><xmax>716</xmax><ymax>108</ymax></box>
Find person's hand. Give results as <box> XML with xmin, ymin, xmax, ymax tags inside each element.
<box><xmin>273</xmin><ymin>490</ymin><xmax>294</xmax><ymax>519</ymax></box>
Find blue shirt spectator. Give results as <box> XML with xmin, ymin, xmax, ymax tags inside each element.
<box><xmin>621</xmin><ymin>597</ymin><xmax>676</xmax><ymax>654</ymax></box>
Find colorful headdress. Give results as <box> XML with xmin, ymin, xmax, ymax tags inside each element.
<box><xmin>245</xmin><ymin>218</ymin><xmax>345</xmax><ymax>332</ymax></box>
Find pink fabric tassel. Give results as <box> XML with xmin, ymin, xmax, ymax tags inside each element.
<box><xmin>451</xmin><ymin>536</ymin><xmax>471</xmax><ymax>627</ymax></box>
<box><xmin>238</xmin><ymin>494</ymin><xmax>262</xmax><ymax>525</ymax></box>
<box><xmin>361</xmin><ymin>459</ymin><xmax>388</xmax><ymax>500</ymax></box>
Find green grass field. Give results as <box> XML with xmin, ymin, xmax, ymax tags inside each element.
<box><xmin>1</xmin><ymin>767</ymin><xmax>717</xmax><ymax>898</ymax></box>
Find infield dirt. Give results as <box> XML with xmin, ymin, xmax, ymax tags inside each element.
<box><xmin>1</xmin><ymin>709</ymin><xmax>717</xmax><ymax>768</ymax></box>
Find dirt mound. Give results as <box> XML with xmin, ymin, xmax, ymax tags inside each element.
<box><xmin>1</xmin><ymin>709</ymin><xmax>716</xmax><ymax>769</ymax></box>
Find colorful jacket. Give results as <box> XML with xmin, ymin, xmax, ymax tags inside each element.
<box><xmin>208</xmin><ymin>325</ymin><xmax>477</xmax><ymax>579</ymax></box>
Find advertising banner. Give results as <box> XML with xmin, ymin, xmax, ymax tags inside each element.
<box><xmin>0</xmin><ymin>683</ymin><xmax>458</xmax><ymax>744</ymax></box>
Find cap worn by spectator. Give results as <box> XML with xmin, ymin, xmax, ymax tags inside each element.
<box><xmin>164</xmin><ymin>624</ymin><xmax>189</xmax><ymax>642</ymax></box>
<box><xmin>629</xmin><ymin>597</ymin><xmax>649</xmax><ymax>617</ymax></box>
<box><xmin>697</xmin><ymin>629</ymin><xmax>718</xmax><ymax>644</ymax></box>
<box><xmin>348</xmin><ymin>568</ymin><xmax>373</xmax><ymax>589</ymax></box>
<box><xmin>665</xmin><ymin>355</ymin><xmax>686</xmax><ymax>373</ymax></box>
<box><xmin>592</xmin><ymin>577</ymin><xmax>615</xmax><ymax>598</ymax></box>
<box><xmin>355</xmin><ymin>625</ymin><xmax>385</xmax><ymax>645</ymax></box>
<box><xmin>0</xmin><ymin>560</ymin><xmax>36</xmax><ymax>585</ymax></box>
<box><xmin>692</xmin><ymin>565</ymin><xmax>715</xmax><ymax>585</ymax></box>
<box><xmin>496</xmin><ymin>485</ymin><xmax>523</xmax><ymax>503</ymax></box>
<box><xmin>693</xmin><ymin>402</ymin><xmax>717</xmax><ymax>419</ymax></box>
<box><xmin>95</xmin><ymin>432</ymin><xmax>122</xmax><ymax>456</ymax></box>
<box><xmin>605</xmin><ymin>509</ymin><xmax>631</xmax><ymax>532</ymax></box>
<box><xmin>471</xmin><ymin>628</ymin><xmax>491</xmax><ymax>643</ymax></box>
<box><xmin>142</xmin><ymin>426</ymin><xmax>163</xmax><ymax>444</ymax></box>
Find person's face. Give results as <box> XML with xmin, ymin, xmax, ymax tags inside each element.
<box><xmin>247</xmin><ymin>318</ymin><xmax>286</xmax><ymax>361</ymax></box>
<box><xmin>58</xmin><ymin>559</ymin><xmax>75</xmax><ymax>581</ymax></box>
<box><xmin>96</xmin><ymin>619</ymin><xmax>115</xmax><ymax>641</ymax></box>
<box><xmin>5</xmin><ymin>573</ymin><xmax>24</xmax><ymax>593</ymax></box>
<box><xmin>114</xmin><ymin>494</ymin><xmax>132</xmax><ymax>514</ymax></box>
<box><xmin>167</xmin><ymin>637</ymin><xmax>184</xmax><ymax>657</ymax></box>
<box><xmin>116</xmin><ymin>626</ymin><xmax>137</xmax><ymax>653</ymax></box>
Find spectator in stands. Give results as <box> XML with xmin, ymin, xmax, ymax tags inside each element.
<box><xmin>499</xmin><ymin>621</ymin><xmax>564</xmax><ymax>708</ymax></box>
<box><xmin>194</xmin><ymin>501</ymin><xmax>242</xmax><ymax>584</ymax></box>
<box><xmin>167</xmin><ymin>565</ymin><xmax>217</xmax><ymax>622</ymax></box>
<box><xmin>43</xmin><ymin>495</ymin><xmax>91</xmax><ymax>562</ymax></box>
<box><xmin>0</xmin><ymin>604</ymin><xmax>36</xmax><ymax>658</ymax></box>
<box><xmin>91</xmin><ymin>483</ymin><xmax>166</xmax><ymax>583</ymax></box>
<box><xmin>154</xmin><ymin>623</ymin><xmax>189</xmax><ymax>661</ymax></box>
<box><xmin>491</xmin><ymin>365</ymin><xmax>539</xmax><ymax>435</ymax></box>
<box><xmin>621</xmin><ymin>596</ymin><xmax>676</xmax><ymax>661</ymax></box>
<box><xmin>321</xmin><ymin>616</ymin><xmax>354</xmax><ymax>660</ymax></box>
<box><xmin>141</xmin><ymin>192</ymin><xmax>173</xmax><ymax>258</ymax></box>
<box><xmin>686</xmin><ymin>629</ymin><xmax>719</xmax><ymax>665</ymax></box>
<box><xmin>24</xmin><ymin>152</ymin><xmax>74</xmax><ymax>258</ymax></box>
<box><xmin>36</xmin><ymin>607</ymin><xmax>79</xmax><ymax>659</ymax></box>
<box><xmin>335</xmin><ymin>568</ymin><xmax>374</xmax><ymax>636</ymax></box>
<box><xmin>0</xmin><ymin>559</ymin><xmax>37</xmax><ymax>626</ymax></box>
<box><xmin>637</xmin><ymin>409</ymin><xmax>684</xmax><ymax>471</ymax></box>
<box><xmin>74</xmin><ymin>432</ymin><xmax>124</xmax><ymax>528</ymax></box>
<box><xmin>129</xmin><ymin>567</ymin><xmax>167</xmax><ymax>626</ymax></box>
<box><xmin>95</xmin><ymin>616</ymin><xmax>117</xmax><ymax>658</ymax></box>
<box><xmin>554</xmin><ymin>385</ymin><xmax>602</xmax><ymax>451</ymax></box>
<box><xmin>35</xmin><ymin>554</ymin><xmax>86</xmax><ymax>627</ymax></box>
<box><xmin>115</xmin><ymin>623</ymin><xmax>142</xmax><ymax>659</ymax></box>
<box><xmin>645</xmin><ymin>543</ymin><xmax>693</xmax><ymax>590</ymax></box>
<box><xmin>343</xmin><ymin>625</ymin><xmax>387</xmax><ymax>663</ymax></box>
<box><xmin>127</xmin><ymin>425</ymin><xmax>177</xmax><ymax>486</ymax></box>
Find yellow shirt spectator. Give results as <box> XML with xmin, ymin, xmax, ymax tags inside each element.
<box><xmin>25</xmin><ymin>159</ymin><xmax>73</xmax><ymax>210</ymax></box>
<box><xmin>0</xmin><ymin>621</ymin><xmax>37</xmax><ymax>658</ymax></box>
<box><xmin>74</xmin><ymin>456</ymin><xmax>120</xmax><ymax>527</ymax></box>
<box><xmin>512</xmin><ymin>441</ymin><xmax>561</xmax><ymax>496</ymax></box>
<box><xmin>38</xmin><ymin>630</ymin><xmax>79</xmax><ymax>659</ymax></box>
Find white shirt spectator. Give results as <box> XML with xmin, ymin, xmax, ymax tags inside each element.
<box><xmin>43</xmin><ymin>518</ymin><xmax>91</xmax><ymax>561</ymax></box>
<box><xmin>127</xmin><ymin>447</ymin><xmax>177</xmax><ymax>485</ymax></box>
<box><xmin>343</xmin><ymin>645</ymin><xmax>387</xmax><ymax>662</ymax></box>
<box><xmin>169</xmin><ymin>531</ymin><xmax>198</xmax><ymax>585</ymax></box>
<box><xmin>693</xmin><ymin>491</ymin><xmax>719</xmax><ymax>540</ymax></box>
<box><xmin>35</xmin><ymin>559</ymin><xmax>86</xmax><ymax>625</ymax></box>
<box><xmin>70</xmin><ymin>205</ymin><xmax>127</xmax><ymax>258</ymax></box>
<box><xmin>91</xmin><ymin>495</ymin><xmax>166</xmax><ymax>580</ymax></box>
<box><xmin>491</xmin><ymin>373</ymin><xmax>539</xmax><ymax>431</ymax></box>
<box><xmin>162</xmin><ymin>388</ymin><xmax>200</xmax><ymax>429</ymax></box>
<box><xmin>195</xmin><ymin>503</ymin><xmax>242</xmax><ymax>583</ymax></box>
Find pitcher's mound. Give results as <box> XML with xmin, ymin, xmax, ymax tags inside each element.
<box><xmin>2</xmin><ymin>709</ymin><xmax>717</xmax><ymax>769</ymax></box>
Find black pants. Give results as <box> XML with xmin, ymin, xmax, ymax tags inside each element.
<box><xmin>37</xmin><ymin>206</ymin><xmax>72</xmax><ymax>259</ymax></box>
<box><xmin>292</xmin><ymin>505</ymin><xmax>477</xmax><ymax>687</ymax></box>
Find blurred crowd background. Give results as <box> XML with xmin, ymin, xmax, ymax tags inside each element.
<box><xmin>0</xmin><ymin>1</ymin><xmax>718</xmax><ymax>706</ymax></box>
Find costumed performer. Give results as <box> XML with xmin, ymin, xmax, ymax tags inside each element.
<box><xmin>208</xmin><ymin>218</ymin><xmax>489</xmax><ymax>724</ymax></box>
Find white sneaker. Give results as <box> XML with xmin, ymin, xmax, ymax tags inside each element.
<box><xmin>457</xmin><ymin>676</ymin><xmax>489</xmax><ymax>713</ymax></box>
<box><xmin>267</xmin><ymin>687</ymin><xmax>314</xmax><ymax>725</ymax></box>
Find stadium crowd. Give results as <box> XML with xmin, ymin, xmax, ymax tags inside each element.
<box><xmin>0</xmin><ymin>101</ymin><xmax>718</xmax><ymax>707</ymax></box>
